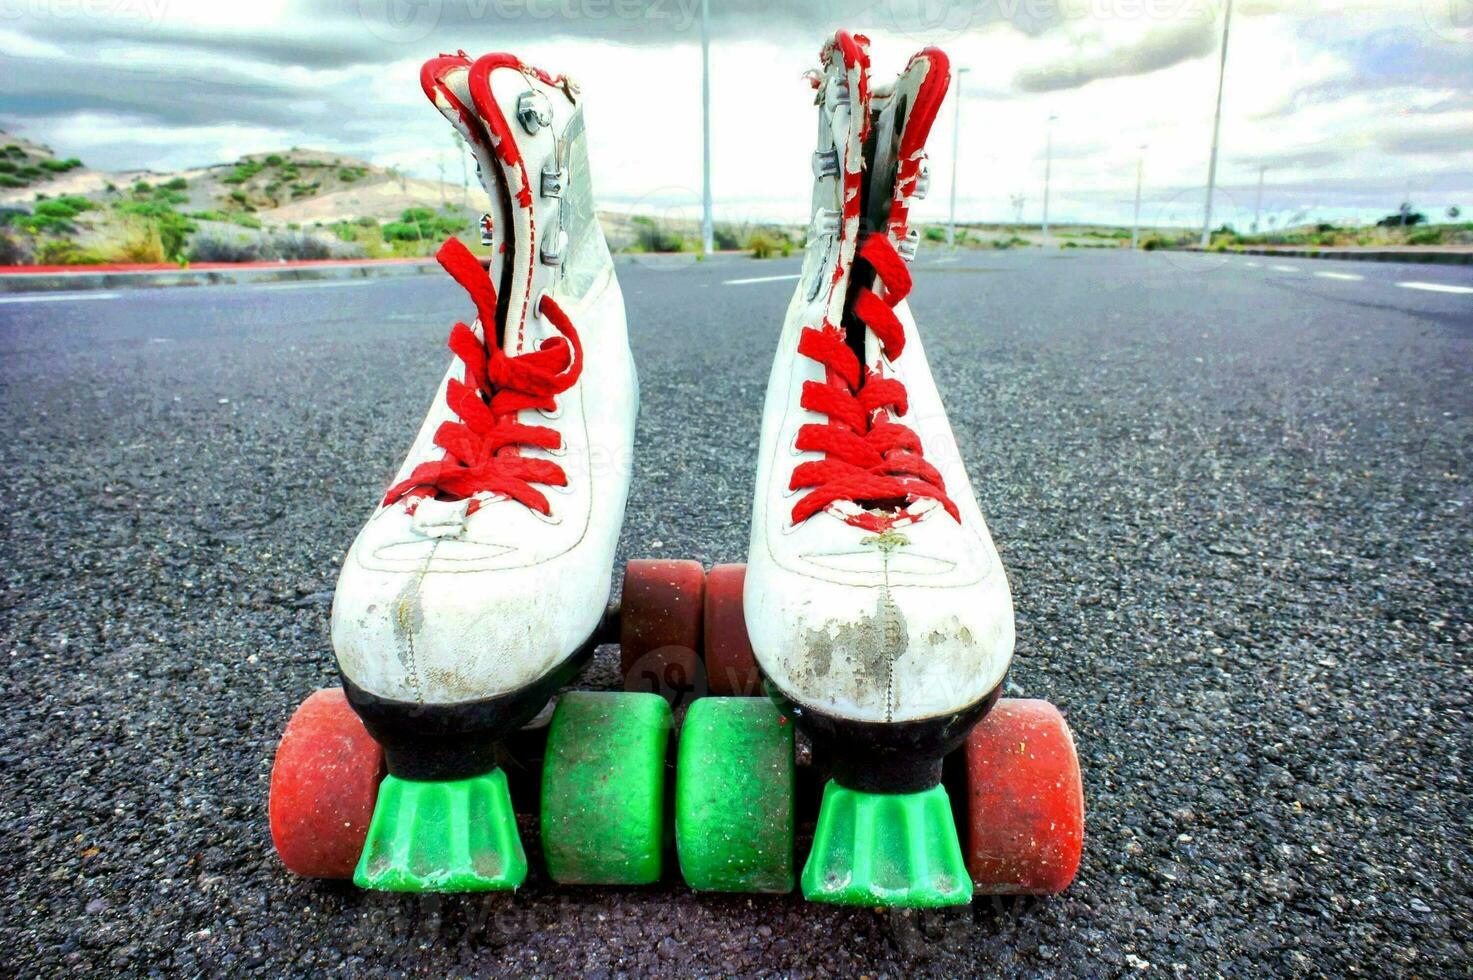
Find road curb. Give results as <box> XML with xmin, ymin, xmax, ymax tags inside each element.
<box><xmin>0</xmin><ymin>257</ymin><xmax>445</xmax><ymax>293</ymax></box>
<box><xmin>1178</xmin><ymin>246</ymin><xmax>1472</xmax><ymax>266</ymax></box>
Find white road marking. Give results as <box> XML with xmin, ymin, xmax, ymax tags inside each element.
<box><xmin>1271</xmin><ymin>264</ymin><xmax>1299</xmax><ymax>272</ymax></box>
<box><xmin>1396</xmin><ymin>281</ymin><xmax>1473</xmax><ymax>295</ymax></box>
<box><xmin>723</xmin><ymin>273</ymin><xmax>801</xmax><ymax>286</ymax></box>
<box><xmin>1315</xmin><ymin>272</ymin><xmax>1364</xmax><ymax>281</ymax></box>
<box><xmin>0</xmin><ymin>290</ymin><xmax>120</xmax><ymax>304</ymax></box>
<box><xmin>1244</xmin><ymin>261</ymin><xmax>1261</xmax><ymax>268</ymax></box>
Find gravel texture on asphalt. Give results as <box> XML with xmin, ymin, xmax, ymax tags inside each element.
<box><xmin>1</xmin><ymin>250</ymin><xmax>1469</xmax><ymax>976</ymax></box>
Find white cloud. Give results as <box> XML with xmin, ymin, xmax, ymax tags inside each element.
<box><xmin>0</xmin><ymin>0</ymin><xmax>1467</xmax><ymax>227</ymax></box>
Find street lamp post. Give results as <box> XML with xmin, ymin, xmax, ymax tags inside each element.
<box><xmin>1251</xmin><ymin>164</ymin><xmax>1265</xmax><ymax>233</ymax></box>
<box><xmin>1200</xmin><ymin>0</ymin><xmax>1235</xmax><ymax>249</ymax></box>
<box><xmin>1131</xmin><ymin>145</ymin><xmax>1146</xmax><ymax>250</ymax></box>
<box><xmin>947</xmin><ymin>67</ymin><xmax>970</xmax><ymax>248</ymax></box>
<box><xmin>700</xmin><ymin>0</ymin><xmax>714</xmax><ymax>256</ymax></box>
<box><xmin>1042</xmin><ymin>114</ymin><xmax>1057</xmax><ymax>244</ymax></box>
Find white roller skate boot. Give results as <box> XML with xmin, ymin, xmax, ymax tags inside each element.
<box><xmin>327</xmin><ymin>51</ymin><xmax>636</xmax><ymax>891</ymax></box>
<box><xmin>744</xmin><ymin>32</ymin><xmax>1014</xmax><ymax>906</ymax></box>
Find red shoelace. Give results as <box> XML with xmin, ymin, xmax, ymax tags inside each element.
<box><xmin>384</xmin><ymin>237</ymin><xmax>582</xmax><ymax>516</ymax></box>
<box><xmin>790</xmin><ymin>233</ymin><xmax>958</xmax><ymax>526</ymax></box>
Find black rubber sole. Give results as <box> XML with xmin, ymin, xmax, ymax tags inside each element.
<box><xmin>766</xmin><ymin>679</ymin><xmax>1003</xmax><ymax>794</ymax></box>
<box><xmin>340</xmin><ymin>622</ymin><xmax>605</xmax><ymax>781</ymax></box>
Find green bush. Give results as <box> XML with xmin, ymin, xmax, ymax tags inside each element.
<box><xmin>40</xmin><ymin>157</ymin><xmax>83</xmax><ymax>173</ymax></box>
<box><xmin>382</xmin><ymin>207</ymin><xmax>464</xmax><ymax>242</ymax></box>
<box><xmin>14</xmin><ymin>196</ymin><xmax>95</xmax><ymax>234</ymax></box>
<box><xmin>381</xmin><ymin>221</ymin><xmax>423</xmax><ymax>242</ymax></box>
<box><xmin>35</xmin><ymin>239</ymin><xmax>109</xmax><ymax>265</ymax></box>
<box><xmin>34</xmin><ymin>196</ymin><xmax>94</xmax><ymax>218</ymax></box>
<box><xmin>1407</xmin><ymin>228</ymin><xmax>1443</xmax><ymax>246</ymax></box>
<box><xmin>222</xmin><ymin>160</ymin><xmax>264</xmax><ymax>184</ymax></box>
<box><xmin>922</xmin><ymin>226</ymin><xmax>947</xmax><ymax>243</ymax></box>
<box><xmin>629</xmin><ymin>214</ymin><xmax>686</xmax><ymax>253</ymax></box>
<box><xmin>747</xmin><ymin>230</ymin><xmax>778</xmax><ymax>259</ymax></box>
<box><xmin>114</xmin><ymin>198</ymin><xmax>194</xmax><ymax>260</ymax></box>
<box><xmin>0</xmin><ymin>161</ymin><xmax>16</xmax><ymax>174</ymax></box>
<box><xmin>111</xmin><ymin>220</ymin><xmax>166</xmax><ymax>263</ymax></box>
<box><xmin>0</xmin><ymin>175</ymin><xmax>24</xmax><ymax>188</ymax></box>
<box><xmin>265</xmin><ymin>154</ymin><xmax>285</xmax><ymax>166</ymax></box>
<box><xmin>161</xmin><ymin>176</ymin><xmax>188</xmax><ymax>191</ymax></box>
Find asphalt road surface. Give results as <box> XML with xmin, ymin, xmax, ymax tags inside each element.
<box><xmin>2</xmin><ymin>249</ymin><xmax>1470</xmax><ymax>976</ymax></box>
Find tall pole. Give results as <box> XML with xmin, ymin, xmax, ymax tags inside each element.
<box><xmin>948</xmin><ymin>67</ymin><xmax>972</xmax><ymax>246</ymax></box>
<box><xmin>1251</xmin><ymin>164</ymin><xmax>1265</xmax><ymax>233</ymax></box>
<box><xmin>1042</xmin><ymin>114</ymin><xmax>1056</xmax><ymax>244</ymax></box>
<box><xmin>699</xmin><ymin>0</ymin><xmax>714</xmax><ymax>256</ymax></box>
<box><xmin>1131</xmin><ymin>145</ymin><xmax>1145</xmax><ymax>249</ymax></box>
<box><xmin>1200</xmin><ymin>0</ymin><xmax>1234</xmax><ymax>249</ymax></box>
<box><xmin>947</xmin><ymin>68</ymin><xmax>969</xmax><ymax>248</ymax></box>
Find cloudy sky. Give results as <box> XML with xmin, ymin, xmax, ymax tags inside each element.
<box><xmin>1</xmin><ymin>0</ymin><xmax>1470</xmax><ymax>228</ymax></box>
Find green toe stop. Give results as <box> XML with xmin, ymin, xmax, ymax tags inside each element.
<box><xmin>676</xmin><ymin>697</ymin><xmax>795</xmax><ymax>893</ymax></box>
<box><xmin>353</xmin><ymin>769</ymin><xmax>528</xmax><ymax>892</ymax></box>
<box><xmin>801</xmin><ymin>780</ymin><xmax>973</xmax><ymax>907</ymax></box>
<box><xmin>540</xmin><ymin>691</ymin><xmax>673</xmax><ymax>885</ymax></box>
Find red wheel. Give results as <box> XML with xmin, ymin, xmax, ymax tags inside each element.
<box><xmin>703</xmin><ymin>563</ymin><xmax>761</xmax><ymax>696</ymax></box>
<box><xmin>964</xmin><ymin>698</ymin><xmax>1084</xmax><ymax>895</ymax></box>
<box><xmin>620</xmin><ymin>559</ymin><xmax>705</xmax><ymax>698</ymax></box>
<box><xmin>268</xmin><ymin>688</ymin><xmax>385</xmax><ymax>878</ymax></box>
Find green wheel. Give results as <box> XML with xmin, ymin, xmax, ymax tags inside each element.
<box><xmin>540</xmin><ymin>691</ymin><xmax>673</xmax><ymax>884</ymax></box>
<box><xmin>675</xmin><ymin>697</ymin><xmax>795</xmax><ymax>893</ymax></box>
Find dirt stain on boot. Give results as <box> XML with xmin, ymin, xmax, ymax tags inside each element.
<box><xmin>798</xmin><ymin>589</ymin><xmax>908</xmax><ymax>718</ymax></box>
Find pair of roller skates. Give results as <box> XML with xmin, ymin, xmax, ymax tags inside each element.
<box><xmin>269</xmin><ymin>33</ymin><xmax>1084</xmax><ymax>907</ymax></box>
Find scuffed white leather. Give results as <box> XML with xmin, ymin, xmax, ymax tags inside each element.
<box><xmin>333</xmin><ymin>63</ymin><xmax>635</xmax><ymax>706</ymax></box>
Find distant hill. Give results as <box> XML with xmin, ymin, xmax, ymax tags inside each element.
<box><xmin>0</xmin><ymin>132</ymin><xmax>803</xmax><ymax>265</ymax></box>
<box><xmin>0</xmin><ymin>136</ymin><xmax>471</xmax><ymax>225</ymax></box>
